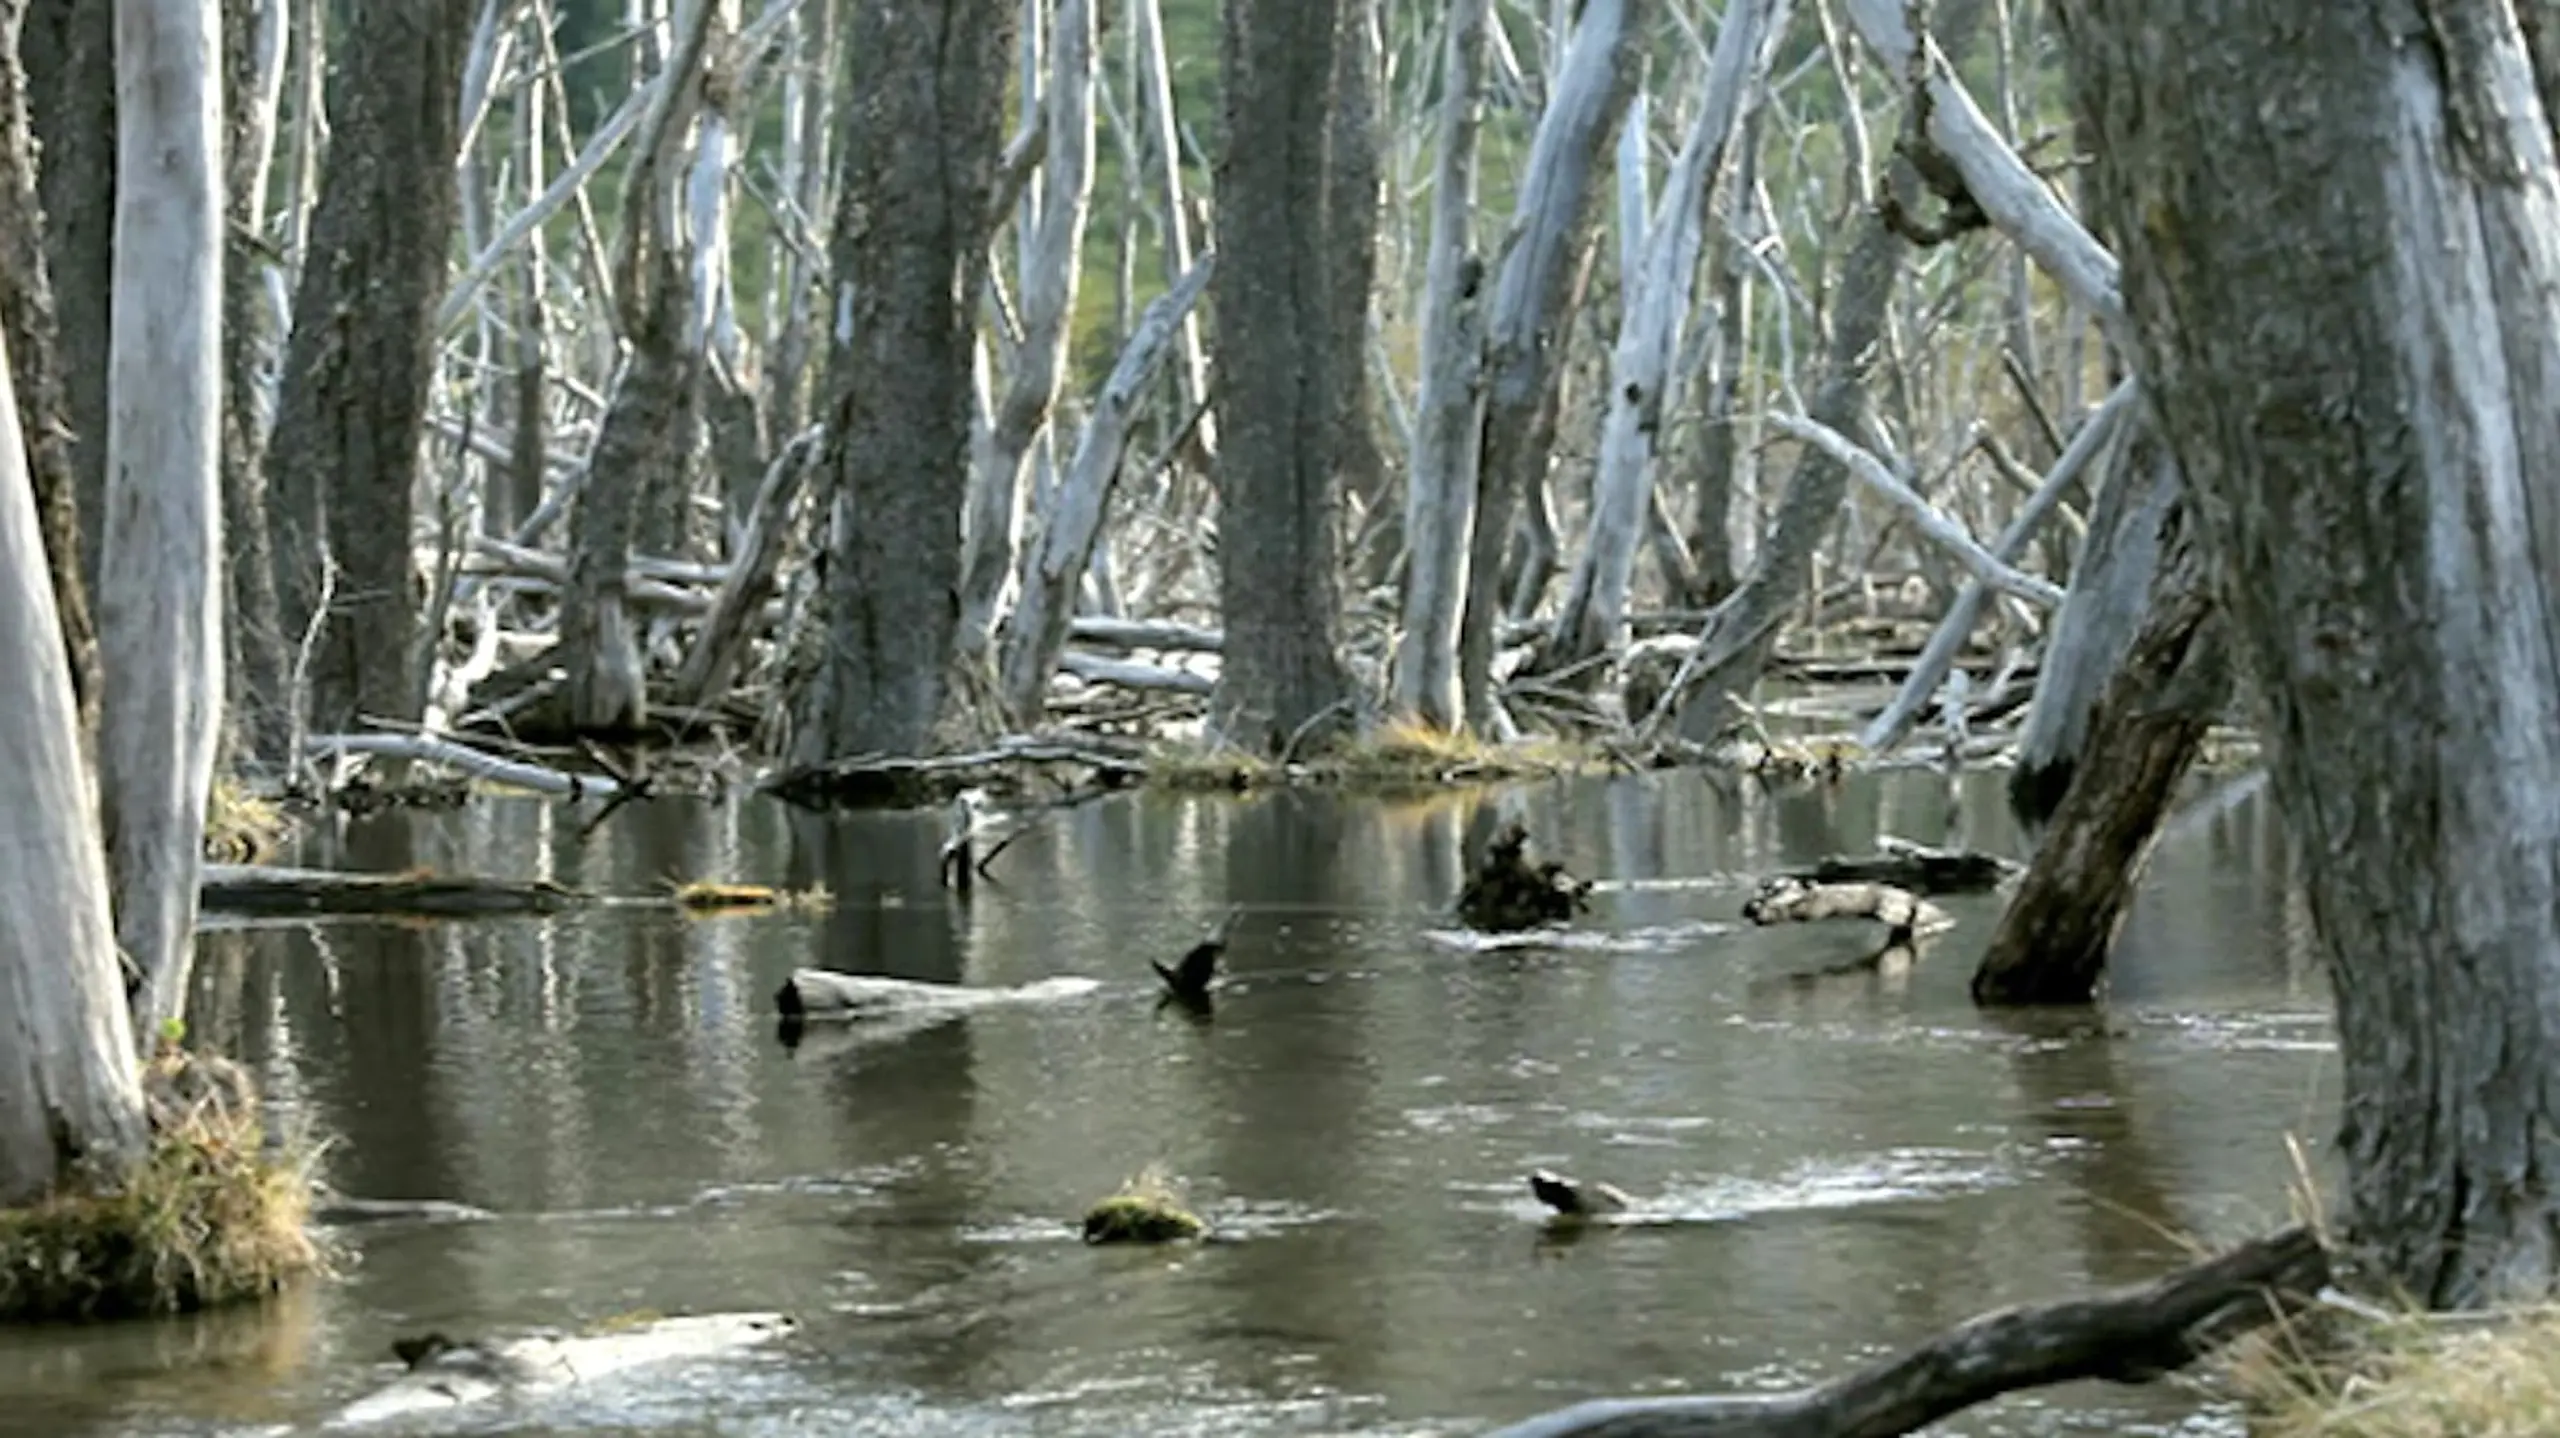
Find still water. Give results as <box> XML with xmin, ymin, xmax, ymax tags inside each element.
<box><xmin>0</xmin><ymin>768</ymin><xmax>2336</xmax><ymax>1437</ymax></box>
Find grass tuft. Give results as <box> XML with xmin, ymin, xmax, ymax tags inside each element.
<box><xmin>0</xmin><ymin>1049</ymin><xmax>327</xmax><ymax>1323</ymax></box>
<box><xmin>2231</xmin><ymin>1302</ymin><xmax>2560</xmax><ymax>1438</ymax></box>
<box><xmin>203</xmin><ymin>775</ymin><xmax>289</xmax><ymax>865</ymax></box>
<box><xmin>1081</xmin><ymin>1163</ymin><xmax>1206</xmax><ymax>1245</ymax></box>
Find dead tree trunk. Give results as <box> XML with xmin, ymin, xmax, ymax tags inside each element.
<box><xmin>266</xmin><ymin>0</ymin><xmax>482</xmax><ymax>739</ymax></box>
<box><xmin>1971</xmin><ymin>470</ymin><xmax>2226</xmax><ymax>1006</ymax></box>
<box><xmin>19</xmin><ymin>0</ymin><xmax>110</xmax><ymax>597</ymax></box>
<box><xmin>0</xmin><ymin>0</ymin><xmax>99</xmax><ymax>739</ymax></box>
<box><xmin>1458</xmin><ymin>0</ymin><xmax>1645</xmax><ymax>730</ymax></box>
<box><xmin>219</xmin><ymin>0</ymin><xmax>289</xmax><ymax>757</ymax></box>
<box><xmin>2065</xmin><ymin>0</ymin><xmax>2560</xmax><ymax>1308</ymax></box>
<box><xmin>1207</xmin><ymin>0</ymin><xmax>1360</xmax><ymax>754</ymax></box>
<box><xmin>0</xmin><ymin>322</ymin><xmax>149</xmax><ymax>1208</ymax></box>
<box><xmin>794</xmin><ymin>0</ymin><xmax>1014</xmax><ymax>760</ymax></box>
<box><xmin>100</xmin><ymin>0</ymin><xmax>224</xmax><ymax>1036</ymax></box>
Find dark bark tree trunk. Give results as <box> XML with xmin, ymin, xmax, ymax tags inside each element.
<box><xmin>792</xmin><ymin>0</ymin><xmax>1014</xmax><ymax>761</ymax></box>
<box><xmin>266</xmin><ymin>0</ymin><xmax>481</xmax><ymax>739</ymax></box>
<box><xmin>0</xmin><ymin>0</ymin><xmax>98</xmax><ymax>740</ymax></box>
<box><xmin>1971</xmin><ymin>463</ymin><xmax>2227</xmax><ymax>1005</ymax></box>
<box><xmin>563</xmin><ymin>270</ymin><xmax>692</xmax><ymax>734</ymax></box>
<box><xmin>1207</xmin><ymin>0</ymin><xmax>1359</xmax><ymax>754</ymax></box>
<box><xmin>2063</xmin><ymin>0</ymin><xmax>2560</xmax><ymax>1308</ymax></box>
<box><xmin>19</xmin><ymin>0</ymin><xmax>109</xmax><ymax>599</ymax></box>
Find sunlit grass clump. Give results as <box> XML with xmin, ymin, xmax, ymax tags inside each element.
<box><xmin>2232</xmin><ymin>1301</ymin><xmax>2560</xmax><ymax>1438</ymax></box>
<box><xmin>669</xmin><ymin>879</ymin><xmax>836</xmax><ymax>917</ymax></box>
<box><xmin>1080</xmin><ymin>1164</ymin><xmax>1206</xmax><ymax>1245</ymax></box>
<box><xmin>1143</xmin><ymin>722</ymin><xmax>1602</xmax><ymax>795</ymax></box>
<box><xmin>1143</xmin><ymin>742</ymin><xmax>1278</xmax><ymax>793</ymax></box>
<box><xmin>203</xmin><ymin>774</ymin><xmax>289</xmax><ymax>864</ymax></box>
<box><xmin>0</xmin><ymin>1047</ymin><xmax>326</xmax><ymax>1323</ymax></box>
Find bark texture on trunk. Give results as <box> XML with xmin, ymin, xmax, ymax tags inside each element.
<box><xmin>0</xmin><ymin>0</ymin><xmax>98</xmax><ymax>739</ymax></box>
<box><xmin>19</xmin><ymin>0</ymin><xmax>110</xmax><ymax>594</ymax></box>
<box><xmin>100</xmin><ymin>0</ymin><xmax>225</xmax><ymax>1037</ymax></box>
<box><xmin>2064</xmin><ymin>0</ymin><xmax>2560</xmax><ymax>1307</ymax></box>
<box><xmin>218</xmin><ymin>0</ymin><xmax>288</xmax><ymax>757</ymax></box>
<box><xmin>266</xmin><ymin>0</ymin><xmax>481</xmax><ymax>739</ymax></box>
<box><xmin>1207</xmin><ymin>0</ymin><xmax>1358</xmax><ymax>754</ymax></box>
<box><xmin>1972</xmin><ymin>473</ymin><xmax>2226</xmax><ymax>1005</ymax></box>
<box><xmin>0</xmin><ymin>323</ymin><xmax>148</xmax><ymax>1208</ymax></box>
<box><xmin>795</xmin><ymin>0</ymin><xmax>1014</xmax><ymax>760</ymax></box>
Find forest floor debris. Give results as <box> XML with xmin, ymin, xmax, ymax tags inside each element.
<box><xmin>0</xmin><ymin>1048</ymin><xmax>325</xmax><ymax>1322</ymax></box>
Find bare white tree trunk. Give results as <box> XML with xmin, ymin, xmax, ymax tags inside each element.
<box><xmin>1388</xmin><ymin>0</ymin><xmax>1492</xmax><ymax>730</ymax></box>
<box><xmin>103</xmin><ymin>0</ymin><xmax>224</xmax><ymax>1036</ymax></box>
<box><xmin>961</xmin><ymin>0</ymin><xmax>1097</xmax><ymax>659</ymax></box>
<box><xmin>1541</xmin><ymin>0</ymin><xmax>1788</xmax><ymax>673</ymax></box>
<box><xmin>1128</xmin><ymin>0</ymin><xmax>1211</xmax><ymax>454</ymax></box>
<box><xmin>0</xmin><ymin>325</ymin><xmax>150</xmax><ymax>1208</ymax></box>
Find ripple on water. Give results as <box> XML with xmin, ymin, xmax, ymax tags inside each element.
<box><xmin>1420</xmin><ymin>919</ymin><xmax>1737</xmax><ymax>955</ymax></box>
<box><xmin>1493</xmin><ymin>1145</ymin><xmax>2029</xmax><ymax>1227</ymax></box>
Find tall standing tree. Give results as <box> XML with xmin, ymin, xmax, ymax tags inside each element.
<box><xmin>794</xmin><ymin>0</ymin><xmax>1015</xmax><ymax>761</ymax></box>
<box><xmin>2062</xmin><ymin>0</ymin><xmax>2560</xmax><ymax>1307</ymax></box>
<box><xmin>264</xmin><ymin>0</ymin><xmax>481</xmax><ymax>743</ymax></box>
<box><xmin>18</xmin><ymin>0</ymin><xmax>110</xmax><ymax>593</ymax></box>
<box><xmin>1209</xmin><ymin>0</ymin><xmax>1361</xmax><ymax>754</ymax></box>
<box><xmin>100</xmin><ymin>0</ymin><xmax>224</xmax><ymax>1036</ymax></box>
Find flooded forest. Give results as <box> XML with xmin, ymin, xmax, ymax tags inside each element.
<box><xmin>5</xmin><ymin>0</ymin><xmax>2560</xmax><ymax>1436</ymax></box>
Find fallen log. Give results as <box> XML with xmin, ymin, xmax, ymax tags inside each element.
<box><xmin>306</xmin><ymin>732</ymin><xmax>625</xmax><ymax>798</ymax></box>
<box><xmin>764</xmin><ymin>734</ymin><xmax>1150</xmax><ymax>809</ymax></box>
<box><xmin>773</xmin><ymin>969</ymin><xmax>1102</xmax><ymax>1022</ymax></box>
<box><xmin>1784</xmin><ymin>837</ymin><xmax>2018</xmax><ymax>896</ymax></box>
<box><xmin>1056</xmin><ymin>649</ymin><xmax>1215</xmax><ymax>695</ymax></box>
<box><xmin>325</xmin><ymin>1311</ymin><xmax>797</xmax><ymax>1429</ymax></box>
<box><xmin>1483</xmin><ymin>1225</ymin><xmax>2329</xmax><ymax>1438</ymax></box>
<box><xmin>1067</xmin><ymin>616</ymin><xmax>1224</xmax><ymax>653</ymax></box>
<box><xmin>201</xmin><ymin>864</ymin><xmax>590</xmax><ymax>918</ymax></box>
<box><xmin>1741</xmin><ymin>877</ymin><xmax>1950</xmax><ymax>941</ymax></box>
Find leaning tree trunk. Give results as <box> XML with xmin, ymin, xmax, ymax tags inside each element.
<box><xmin>265</xmin><ymin>0</ymin><xmax>481</xmax><ymax>740</ymax></box>
<box><xmin>1458</xmin><ymin>0</ymin><xmax>1645</xmax><ymax>731</ymax></box>
<box><xmin>1388</xmin><ymin>0</ymin><xmax>1492</xmax><ymax>731</ymax></box>
<box><xmin>0</xmin><ymin>0</ymin><xmax>99</xmax><ymax>739</ymax></box>
<box><xmin>794</xmin><ymin>0</ymin><xmax>1014</xmax><ymax>761</ymax></box>
<box><xmin>101</xmin><ymin>0</ymin><xmax>223</xmax><ymax>1037</ymax></box>
<box><xmin>0</xmin><ymin>321</ymin><xmax>149</xmax><ymax>1208</ymax></box>
<box><xmin>1208</xmin><ymin>0</ymin><xmax>1358</xmax><ymax>754</ymax></box>
<box><xmin>2064</xmin><ymin>0</ymin><xmax>2560</xmax><ymax>1309</ymax></box>
<box><xmin>1970</xmin><ymin>452</ymin><xmax>2227</xmax><ymax>1006</ymax></box>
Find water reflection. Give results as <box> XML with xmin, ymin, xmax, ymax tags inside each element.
<box><xmin>0</xmin><ymin>767</ymin><xmax>2335</xmax><ymax>1437</ymax></box>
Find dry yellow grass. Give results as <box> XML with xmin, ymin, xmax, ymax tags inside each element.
<box><xmin>2235</xmin><ymin>1304</ymin><xmax>2560</xmax><ymax>1438</ymax></box>
<box><xmin>0</xmin><ymin>1049</ymin><xmax>327</xmax><ymax>1322</ymax></box>
<box><xmin>1144</xmin><ymin>721</ymin><xmax>1603</xmax><ymax>795</ymax></box>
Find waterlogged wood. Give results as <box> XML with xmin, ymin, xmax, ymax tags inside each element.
<box><xmin>999</xmin><ymin>253</ymin><xmax>1214</xmax><ymax>723</ymax></box>
<box><xmin>325</xmin><ymin>1312</ymin><xmax>799</xmax><ymax>1429</ymax></box>
<box><xmin>2065</xmin><ymin>0</ymin><xmax>2560</xmax><ymax>1307</ymax></box>
<box><xmin>1741</xmin><ymin>878</ymin><xmax>1950</xmax><ymax>939</ymax></box>
<box><xmin>305</xmin><ymin>732</ymin><xmax>625</xmax><ymax>798</ymax></box>
<box><xmin>1389</xmin><ymin>0</ymin><xmax>1492</xmax><ymax>731</ymax></box>
<box><xmin>1787</xmin><ymin>838</ymin><xmax>2019</xmax><ymax>896</ymax></box>
<box><xmin>1544</xmin><ymin>0</ymin><xmax>1789</xmax><ymax>672</ymax></box>
<box><xmin>1484</xmin><ymin>1226</ymin><xmax>2327</xmax><ymax>1438</ymax></box>
<box><xmin>961</xmin><ymin>0</ymin><xmax>1097</xmax><ymax>660</ymax></box>
<box><xmin>1765</xmin><ymin>412</ymin><xmax>2064</xmax><ymax>608</ymax></box>
<box><xmin>199</xmin><ymin>864</ymin><xmax>590</xmax><ymax>918</ymax></box>
<box><xmin>1459</xmin><ymin>0</ymin><xmax>1645</xmax><ymax>728</ymax></box>
<box><xmin>774</xmin><ymin>969</ymin><xmax>1102</xmax><ymax>1021</ymax></box>
<box><xmin>102</xmin><ymin>0</ymin><xmax>225</xmax><ymax>1036</ymax></box>
<box><xmin>1860</xmin><ymin>381</ymin><xmax>2134</xmax><ymax>755</ymax></box>
<box><xmin>0</xmin><ymin>327</ymin><xmax>149</xmax><ymax>1208</ymax></box>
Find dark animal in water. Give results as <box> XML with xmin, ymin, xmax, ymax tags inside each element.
<box><xmin>1457</xmin><ymin>822</ymin><xmax>1593</xmax><ymax>931</ymax></box>
<box><xmin>1153</xmin><ymin>907</ymin><xmax>1242</xmax><ymax>1003</ymax></box>
<box><xmin>1527</xmin><ymin>1168</ymin><xmax>1632</xmax><ymax>1218</ymax></box>
<box><xmin>392</xmin><ymin>1332</ymin><xmax>456</xmax><ymax>1369</ymax></box>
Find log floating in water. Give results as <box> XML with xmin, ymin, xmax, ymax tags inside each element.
<box><xmin>200</xmin><ymin>864</ymin><xmax>590</xmax><ymax>917</ymax></box>
<box><xmin>773</xmin><ymin>969</ymin><xmax>1103</xmax><ymax>1022</ymax></box>
<box><xmin>1785</xmin><ymin>836</ymin><xmax>2018</xmax><ymax>895</ymax></box>
<box><xmin>1483</xmin><ymin>1226</ymin><xmax>2329</xmax><ymax>1438</ymax></box>
<box><xmin>1741</xmin><ymin>877</ymin><xmax>1950</xmax><ymax>941</ymax></box>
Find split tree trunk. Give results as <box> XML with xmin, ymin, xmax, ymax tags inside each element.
<box><xmin>1460</xmin><ymin>0</ymin><xmax>1645</xmax><ymax>730</ymax></box>
<box><xmin>0</xmin><ymin>322</ymin><xmax>149</xmax><ymax>1208</ymax></box>
<box><xmin>795</xmin><ymin>0</ymin><xmax>1015</xmax><ymax>760</ymax></box>
<box><xmin>1388</xmin><ymin>0</ymin><xmax>1493</xmax><ymax>731</ymax></box>
<box><xmin>101</xmin><ymin>0</ymin><xmax>223</xmax><ymax>1036</ymax></box>
<box><xmin>1207</xmin><ymin>0</ymin><xmax>1360</xmax><ymax>754</ymax></box>
<box><xmin>2064</xmin><ymin>0</ymin><xmax>2560</xmax><ymax>1309</ymax></box>
<box><xmin>266</xmin><ymin>0</ymin><xmax>482</xmax><ymax>738</ymax></box>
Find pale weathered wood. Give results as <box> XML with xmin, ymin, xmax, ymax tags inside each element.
<box><xmin>1765</xmin><ymin>412</ymin><xmax>2064</xmax><ymax>608</ymax></box>
<box><xmin>0</xmin><ymin>323</ymin><xmax>149</xmax><ymax>1207</ymax></box>
<box><xmin>102</xmin><ymin>0</ymin><xmax>225</xmax><ymax>1035</ymax></box>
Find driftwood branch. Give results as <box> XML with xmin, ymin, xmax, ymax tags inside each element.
<box><xmin>1484</xmin><ymin>1226</ymin><xmax>2329</xmax><ymax>1437</ymax></box>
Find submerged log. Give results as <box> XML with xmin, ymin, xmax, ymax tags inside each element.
<box><xmin>327</xmin><ymin>1312</ymin><xmax>798</xmax><ymax>1428</ymax></box>
<box><xmin>1457</xmin><ymin>821</ymin><xmax>1594</xmax><ymax>931</ymax></box>
<box><xmin>1785</xmin><ymin>837</ymin><xmax>2018</xmax><ymax>895</ymax></box>
<box><xmin>1485</xmin><ymin>1225</ymin><xmax>2328</xmax><ymax>1438</ymax></box>
<box><xmin>1742</xmin><ymin>877</ymin><xmax>1950</xmax><ymax>941</ymax></box>
<box><xmin>199</xmin><ymin>864</ymin><xmax>589</xmax><ymax>917</ymax></box>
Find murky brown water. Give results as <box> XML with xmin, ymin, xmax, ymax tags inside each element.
<box><xmin>0</xmin><ymin>767</ymin><xmax>2335</xmax><ymax>1437</ymax></box>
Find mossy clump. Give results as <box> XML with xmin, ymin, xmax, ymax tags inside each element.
<box><xmin>0</xmin><ymin>1048</ymin><xmax>326</xmax><ymax>1323</ymax></box>
<box><xmin>1080</xmin><ymin>1165</ymin><xmax>1207</xmax><ymax>1245</ymax></box>
<box><xmin>2231</xmin><ymin>1302</ymin><xmax>2560</xmax><ymax>1438</ymax></box>
<box><xmin>203</xmin><ymin>775</ymin><xmax>289</xmax><ymax>864</ymax></box>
